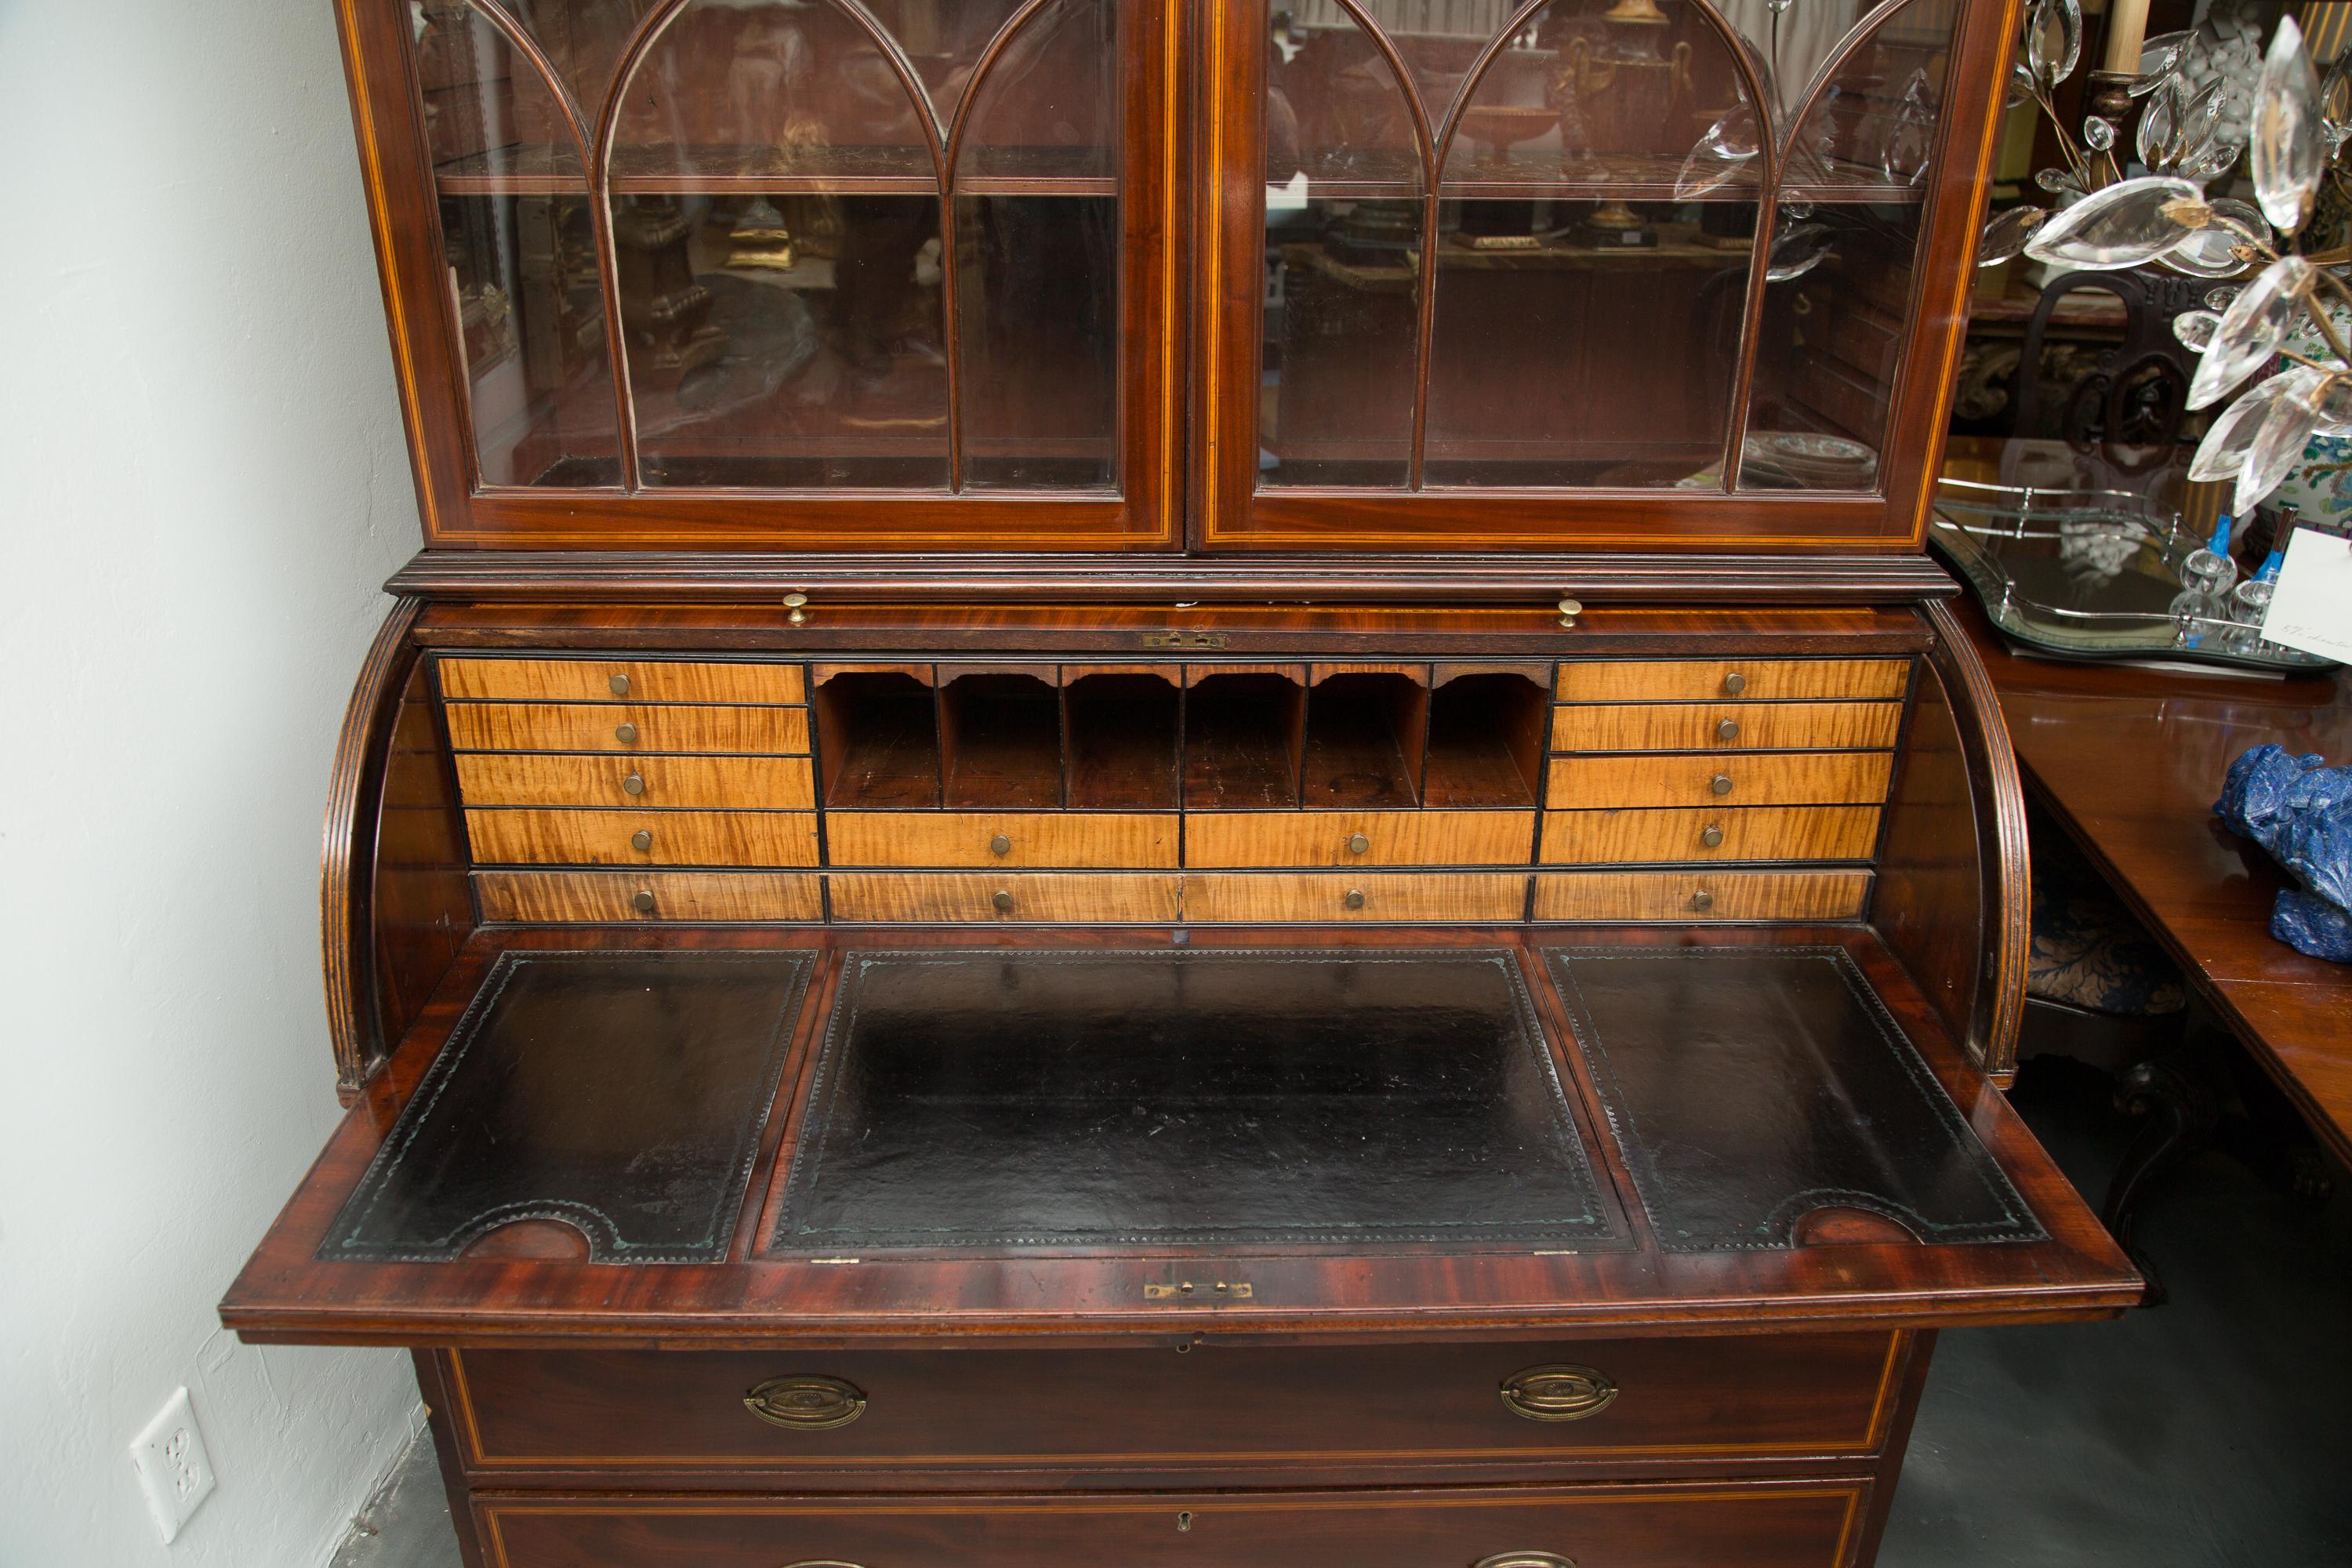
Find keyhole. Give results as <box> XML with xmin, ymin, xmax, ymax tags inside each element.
<box><xmin>1176</xmin><ymin>1512</ymin><xmax>1194</xmax><ymax>1533</ymax></box>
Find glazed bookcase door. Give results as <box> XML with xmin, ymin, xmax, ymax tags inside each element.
<box><xmin>343</xmin><ymin>0</ymin><xmax>1176</xmax><ymax>548</ymax></box>
<box><xmin>1197</xmin><ymin>0</ymin><xmax>2016</xmax><ymax>550</ymax></box>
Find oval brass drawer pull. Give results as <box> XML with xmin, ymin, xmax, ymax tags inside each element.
<box><xmin>1500</xmin><ymin>1363</ymin><xmax>1618</xmax><ymax>1422</ymax></box>
<box><xmin>745</xmin><ymin>1375</ymin><xmax>867</xmax><ymax>1430</ymax></box>
<box><xmin>1475</xmin><ymin>1554</ymin><xmax>1575</xmax><ymax>1568</ymax></box>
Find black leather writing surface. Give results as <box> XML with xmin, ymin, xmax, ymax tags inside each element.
<box><xmin>323</xmin><ymin>951</ymin><xmax>811</xmax><ymax>1263</ymax></box>
<box><xmin>1545</xmin><ymin>946</ymin><xmax>2042</xmax><ymax>1251</ymax></box>
<box><xmin>770</xmin><ymin>949</ymin><xmax>1618</xmax><ymax>1252</ymax></box>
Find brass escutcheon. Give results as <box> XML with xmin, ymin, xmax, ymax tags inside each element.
<box><xmin>1499</xmin><ymin>1363</ymin><xmax>1619</xmax><ymax>1423</ymax></box>
<box><xmin>744</xmin><ymin>1375</ymin><xmax>866</xmax><ymax>1431</ymax></box>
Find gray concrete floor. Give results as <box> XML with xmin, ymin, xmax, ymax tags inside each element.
<box><xmin>329</xmin><ymin>1057</ymin><xmax>2351</xmax><ymax>1568</ymax></box>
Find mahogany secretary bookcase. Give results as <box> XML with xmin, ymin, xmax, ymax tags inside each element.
<box><xmin>225</xmin><ymin>0</ymin><xmax>2141</xmax><ymax>1564</ymax></box>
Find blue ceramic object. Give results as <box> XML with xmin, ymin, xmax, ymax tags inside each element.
<box><xmin>2212</xmin><ymin>746</ymin><xmax>2352</xmax><ymax>963</ymax></box>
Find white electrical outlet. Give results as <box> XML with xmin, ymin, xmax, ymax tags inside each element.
<box><xmin>129</xmin><ymin>1387</ymin><xmax>217</xmax><ymax>1544</ymax></box>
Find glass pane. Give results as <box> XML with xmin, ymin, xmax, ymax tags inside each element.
<box><xmin>1738</xmin><ymin>0</ymin><xmax>1958</xmax><ymax>492</ymax></box>
<box><xmin>417</xmin><ymin>4</ymin><xmax>620</xmax><ymax>485</ymax></box>
<box><xmin>953</xmin><ymin>0</ymin><xmax>1120</xmax><ymax>490</ymax></box>
<box><xmin>1708</xmin><ymin>0</ymin><xmax>1882</xmax><ymax>114</ymax></box>
<box><xmin>495</xmin><ymin>0</ymin><xmax>662</xmax><ymax>123</ymax></box>
<box><xmin>1425</xmin><ymin>0</ymin><xmax>1761</xmax><ymax>487</ymax></box>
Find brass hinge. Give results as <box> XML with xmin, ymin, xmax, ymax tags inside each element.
<box><xmin>1140</xmin><ymin>630</ymin><xmax>1228</xmax><ymax>649</ymax></box>
<box><xmin>1145</xmin><ymin>1279</ymin><xmax>1253</xmax><ymax>1300</ymax></box>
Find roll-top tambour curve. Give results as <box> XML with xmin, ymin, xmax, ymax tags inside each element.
<box><xmin>1550</xmin><ymin>702</ymin><xmax>1903</xmax><ymax>753</ymax></box>
<box><xmin>445</xmin><ymin>702</ymin><xmax>810</xmax><ymax>756</ymax></box>
<box><xmin>453</xmin><ymin>754</ymin><xmax>815</xmax><ymax>809</ymax></box>
<box><xmin>466</xmin><ymin>810</ymin><xmax>822</xmax><ymax>868</ymax></box>
<box><xmin>1548</xmin><ymin>753</ymin><xmax>1893</xmax><ymax>809</ymax></box>
<box><xmin>439</xmin><ymin>658</ymin><xmax>805</xmax><ymax>706</ymax></box>
<box><xmin>1554</xmin><ymin>660</ymin><xmax>1910</xmax><ymax>703</ymax></box>
<box><xmin>826</xmin><ymin>813</ymin><xmax>1179</xmax><ymax>869</ymax></box>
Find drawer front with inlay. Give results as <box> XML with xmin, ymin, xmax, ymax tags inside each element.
<box><xmin>1185</xmin><ymin>811</ymin><xmax>1535</xmax><ymax>868</ymax></box>
<box><xmin>439</xmin><ymin>658</ymin><xmax>804</xmax><ymax>706</ymax></box>
<box><xmin>1549</xmin><ymin>702</ymin><xmax>1902</xmax><ymax>754</ymax></box>
<box><xmin>1555</xmin><ymin>659</ymin><xmax>1909</xmax><ymax>703</ymax></box>
<box><xmin>480</xmin><ymin>1483</ymin><xmax>1867</xmax><ymax>1568</ymax></box>
<box><xmin>445</xmin><ymin>702</ymin><xmax>809</xmax><ymax>756</ymax></box>
<box><xmin>827</xmin><ymin>873</ymin><xmax>1182</xmax><ymax>924</ymax></box>
<box><xmin>1533</xmin><ymin>870</ymin><xmax>1872</xmax><ymax>922</ymax></box>
<box><xmin>453</xmin><ymin>754</ymin><xmax>815</xmax><ymax>810</ymax></box>
<box><xmin>1181</xmin><ymin>873</ymin><xmax>1529</xmax><ymax>923</ymax></box>
<box><xmin>1541</xmin><ymin>808</ymin><xmax>1882</xmax><ymax>866</ymax></box>
<box><xmin>826</xmin><ymin>813</ymin><xmax>1178</xmax><ymax>869</ymax></box>
<box><xmin>466</xmin><ymin>810</ymin><xmax>821</xmax><ymax>868</ymax></box>
<box><xmin>1548</xmin><ymin>753</ymin><xmax>1893</xmax><ymax>810</ymax></box>
<box><xmin>446</xmin><ymin>1335</ymin><xmax>1907</xmax><ymax>1476</ymax></box>
<box><xmin>475</xmin><ymin>872</ymin><xmax>822</xmax><ymax>923</ymax></box>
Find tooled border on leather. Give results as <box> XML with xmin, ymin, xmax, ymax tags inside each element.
<box><xmin>768</xmin><ymin>946</ymin><xmax>1621</xmax><ymax>1251</ymax></box>
<box><xmin>321</xmin><ymin>949</ymin><xmax>814</xmax><ymax>1264</ymax></box>
<box><xmin>1547</xmin><ymin>945</ymin><xmax>2045</xmax><ymax>1253</ymax></box>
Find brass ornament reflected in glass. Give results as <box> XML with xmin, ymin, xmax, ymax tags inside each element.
<box><xmin>725</xmin><ymin>195</ymin><xmax>797</xmax><ymax>272</ymax></box>
<box><xmin>1555</xmin><ymin>0</ymin><xmax>1695</xmax><ymax>248</ymax></box>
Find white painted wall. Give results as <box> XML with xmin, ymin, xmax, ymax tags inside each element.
<box><xmin>0</xmin><ymin>1</ymin><xmax>427</xmax><ymax>1563</ymax></box>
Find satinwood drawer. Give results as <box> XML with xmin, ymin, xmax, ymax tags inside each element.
<box><xmin>454</xmin><ymin>754</ymin><xmax>815</xmax><ymax>810</ymax></box>
<box><xmin>1181</xmin><ymin>873</ymin><xmax>1528</xmax><ymax>923</ymax></box>
<box><xmin>474</xmin><ymin>872</ymin><xmax>822</xmax><ymax>923</ymax></box>
<box><xmin>1185</xmin><ymin>811</ymin><xmax>1535</xmax><ymax>868</ymax></box>
<box><xmin>445</xmin><ymin>1336</ymin><xmax>1908</xmax><ymax>1478</ymax></box>
<box><xmin>1541</xmin><ymin>808</ymin><xmax>1882</xmax><ymax>866</ymax></box>
<box><xmin>478</xmin><ymin>1482</ymin><xmax>1869</xmax><ymax>1568</ymax></box>
<box><xmin>466</xmin><ymin>810</ymin><xmax>821</xmax><ymax>868</ymax></box>
<box><xmin>1554</xmin><ymin>659</ymin><xmax>1908</xmax><ymax>703</ymax></box>
<box><xmin>826</xmin><ymin>812</ymin><xmax>1178</xmax><ymax>869</ymax></box>
<box><xmin>1533</xmin><ymin>870</ymin><xmax>1872</xmax><ymax>922</ymax></box>
<box><xmin>1548</xmin><ymin>702</ymin><xmax>1902</xmax><ymax>753</ymax></box>
<box><xmin>445</xmin><ymin>702</ymin><xmax>810</xmax><ymax>756</ymax></box>
<box><xmin>827</xmin><ymin>873</ymin><xmax>1182</xmax><ymax>923</ymax></box>
<box><xmin>439</xmin><ymin>657</ymin><xmax>804</xmax><ymax>705</ymax></box>
<box><xmin>1548</xmin><ymin>753</ymin><xmax>1893</xmax><ymax>810</ymax></box>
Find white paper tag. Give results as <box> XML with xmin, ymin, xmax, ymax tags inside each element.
<box><xmin>2261</xmin><ymin>528</ymin><xmax>2352</xmax><ymax>663</ymax></box>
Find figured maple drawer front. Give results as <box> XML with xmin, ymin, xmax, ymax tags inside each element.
<box><xmin>1541</xmin><ymin>807</ymin><xmax>1882</xmax><ymax>866</ymax></box>
<box><xmin>466</xmin><ymin>809</ymin><xmax>821</xmax><ymax>868</ymax></box>
<box><xmin>1185</xmin><ymin>811</ymin><xmax>1535</xmax><ymax>868</ymax></box>
<box><xmin>1182</xmin><ymin>873</ymin><xmax>1528</xmax><ymax>923</ymax></box>
<box><xmin>481</xmin><ymin>1482</ymin><xmax>1866</xmax><ymax>1568</ymax></box>
<box><xmin>438</xmin><ymin>657</ymin><xmax>804</xmax><ymax>705</ymax></box>
<box><xmin>828</xmin><ymin>873</ymin><xmax>1182</xmax><ymax>923</ymax></box>
<box><xmin>474</xmin><ymin>872</ymin><xmax>822</xmax><ymax>923</ymax></box>
<box><xmin>826</xmin><ymin>812</ymin><xmax>1178</xmax><ymax>869</ymax></box>
<box><xmin>1555</xmin><ymin>658</ymin><xmax>1908</xmax><ymax>703</ymax></box>
<box><xmin>1533</xmin><ymin>869</ymin><xmax>1872</xmax><ymax>922</ymax></box>
<box><xmin>448</xmin><ymin>1334</ymin><xmax>1907</xmax><ymax>1475</ymax></box>
<box><xmin>1548</xmin><ymin>752</ymin><xmax>1893</xmax><ymax>810</ymax></box>
<box><xmin>444</xmin><ymin>702</ymin><xmax>809</xmax><ymax>755</ymax></box>
<box><xmin>1549</xmin><ymin>702</ymin><xmax>1902</xmax><ymax>753</ymax></box>
<box><xmin>454</xmin><ymin>753</ymin><xmax>814</xmax><ymax>809</ymax></box>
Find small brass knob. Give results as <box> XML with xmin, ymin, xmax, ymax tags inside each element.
<box><xmin>631</xmin><ymin>829</ymin><xmax>653</xmax><ymax>852</ymax></box>
<box><xmin>1556</xmin><ymin>597</ymin><xmax>1583</xmax><ymax>630</ymax></box>
<box><xmin>1343</xmin><ymin>888</ymin><xmax>1367</xmax><ymax>910</ymax></box>
<box><xmin>783</xmin><ymin>591</ymin><xmax>811</xmax><ymax>626</ymax></box>
<box><xmin>990</xmin><ymin>833</ymin><xmax>1013</xmax><ymax>857</ymax></box>
<box><xmin>631</xmin><ymin>889</ymin><xmax>656</xmax><ymax>914</ymax></box>
<box><xmin>1710</xmin><ymin>772</ymin><xmax>1733</xmax><ymax>797</ymax></box>
<box><xmin>1700</xmin><ymin>823</ymin><xmax>1724</xmax><ymax>849</ymax></box>
<box><xmin>622</xmin><ymin>771</ymin><xmax>647</xmax><ymax>797</ymax></box>
<box><xmin>615</xmin><ymin>722</ymin><xmax>638</xmax><ymax>746</ymax></box>
<box><xmin>992</xmin><ymin>890</ymin><xmax>1014</xmax><ymax>913</ymax></box>
<box><xmin>1715</xmin><ymin>717</ymin><xmax>1740</xmax><ymax>743</ymax></box>
<box><xmin>1691</xmin><ymin>888</ymin><xmax>1715</xmax><ymax>911</ymax></box>
<box><xmin>1722</xmin><ymin>670</ymin><xmax>1747</xmax><ymax>695</ymax></box>
<box><xmin>609</xmin><ymin>672</ymin><xmax>631</xmax><ymax>696</ymax></box>
<box><xmin>1346</xmin><ymin>832</ymin><xmax>1371</xmax><ymax>855</ymax></box>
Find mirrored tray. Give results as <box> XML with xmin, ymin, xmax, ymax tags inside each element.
<box><xmin>1930</xmin><ymin>477</ymin><xmax>2339</xmax><ymax>675</ymax></box>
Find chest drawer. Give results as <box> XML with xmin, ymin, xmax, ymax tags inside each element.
<box><xmin>1548</xmin><ymin>753</ymin><xmax>1893</xmax><ymax>810</ymax></box>
<box><xmin>1549</xmin><ymin>702</ymin><xmax>1902</xmax><ymax>753</ymax></box>
<box><xmin>1533</xmin><ymin>869</ymin><xmax>1871</xmax><ymax>922</ymax></box>
<box><xmin>1555</xmin><ymin>659</ymin><xmax>1907</xmax><ymax>703</ymax></box>
<box><xmin>445</xmin><ymin>702</ymin><xmax>809</xmax><ymax>756</ymax></box>
<box><xmin>474</xmin><ymin>871</ymin><xmax>822</xmax><ymax>923</ymax></box>
<box><xmin>440</xmin><ymin>657</ymin><xmax>804</xmax><ymax>705</ymax></box>
<box><xmin>1541</xmin><ymin>807</ymin><xmax>1882</xmax><ymax>866</ymax></box>
<box><xmin>445</xmin><ymin>1335</ymin><xmax>1907</xmax><ymax>1478</ymax></box>
<box><xmin>466</xmin><ymin>810</ymin><xmax>822</xmax><ymax>868</ymax></box>
<box><xmin>454</xmin><ymin>754</ymin><xmax>815</xmax><ymax>810</ymax></box>
<box><xmin>827</xmin><ymin>873</ymin><xmax>1182</xmax><ymax>924</ymax></box>
<box><xmin>826</xmin><ymin>812</ymin><xmax>1178</xmax><ymax>869</ymax></box>
<box><xmin>1183</xmin><ymin>873</ymin><xmax>1529</xmax><ymax>923</ymax></box>
<box><xmin>1185</xmin><ymin>811</ymin><xmax>1534</xmax><ymax>868</ymax></box>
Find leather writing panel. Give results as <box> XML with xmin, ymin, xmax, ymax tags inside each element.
<box><xmin>322</xmin><ymin>951</ymin><xmax>811</xmax><ymax>1262</ymax></box>
<box><xmin>1545</xmin><ymin>946</ymin><xmax>2041</xmax><ymax>1250</ymax></box>
<box><xmin>771</xmin><ymin>949</ymin><xmax>1619</xmax><ymax>1252</ymax></box>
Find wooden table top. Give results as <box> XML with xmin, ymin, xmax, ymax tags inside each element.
<box><xmin>1954</xmin><ymin>597</ymin><xmax>2352</xmax><ymax>1164</ymax></box>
